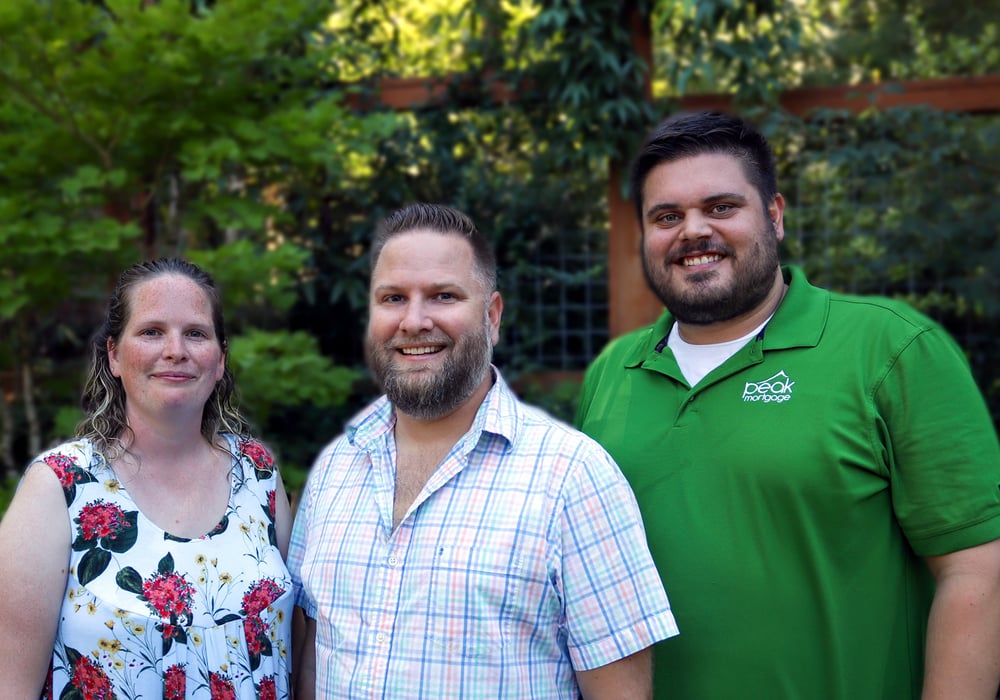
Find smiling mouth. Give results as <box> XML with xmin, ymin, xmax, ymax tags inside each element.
<box><xmin>399</xmin><ymin>346</ymin><xmax>444</xmax><ymax>356</ymax></box>
<box><xmin>679</xmin><ymin>253</ymin><xmax>723</xmax><ymax>267</ymax></box>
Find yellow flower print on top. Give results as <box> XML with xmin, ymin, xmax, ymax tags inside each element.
<box><xmin>98</xmin><ymin>638</ymin><xmax>122</xmax><ymax>653</ymax></box>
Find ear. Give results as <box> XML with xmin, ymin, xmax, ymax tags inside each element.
<box><xmin>768</xmin><ymin>193</ymin><xmax>786</xmax><ymax>242</ymax></box>
<box><xmin>487</xmin><ymin>291</ymin><xmax>503</xmax><ymax>346</ymax></box>
<box><xmin>107</xmin><ymin>337</ymin><xmax>121</xmax><ymax>378</ymax></box>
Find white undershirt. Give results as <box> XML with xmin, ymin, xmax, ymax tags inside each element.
<box><xmin>667</xmin><ymin>316</ymin><xmax>772</xmax><ymax>387</ymax></box>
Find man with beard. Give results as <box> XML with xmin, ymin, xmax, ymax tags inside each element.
<box><xmin>575</xmin><ymin>111</ymin><xmax>1000</xmax><ymax>699</ymax></box>
<box><xmin>288</xmin><ymin>203</ymin><xmax>678</xmax><ymax>699</ymax></box>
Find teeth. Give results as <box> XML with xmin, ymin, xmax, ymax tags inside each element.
<box><xmin>400</xmin><ymin>347</ymin><xmax>441</xmax><ymax>355</ymax></box>
<box><xmin>682</xmin><ymin>254</ymin><xmax>721</xmax><ymax>266</ymax></box>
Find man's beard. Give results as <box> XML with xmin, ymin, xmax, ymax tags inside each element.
<box><xmin>365</xmin><ymin>320</ymin><xmax>494</xmax><ymax>421</ymax></box>
<box><xmin>642</xmin><ymin>222</ymin><xmax>781</xmax><ymax>325</ymax></box>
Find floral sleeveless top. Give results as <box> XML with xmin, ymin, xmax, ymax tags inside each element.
<box><xmin>36</xmin><ymin>435</ymin><xmax>292</xmax><ymax>700</ymax></box>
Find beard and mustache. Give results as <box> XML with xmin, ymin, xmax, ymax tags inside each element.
<box><xmin>642</xmin><ymin>220</ymin><xmax>781</xmax><ymax>325</ymax></box>
<box><xmin>364</xmin><ymin>315</ymin><xmax>494</xmax><ymax>422</ymax></box>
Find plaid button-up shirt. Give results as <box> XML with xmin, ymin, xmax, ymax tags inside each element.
<box><xmin>288</xmin><ymin>370</ymin><xmax>678</xmax><ymax>699</ymax></box>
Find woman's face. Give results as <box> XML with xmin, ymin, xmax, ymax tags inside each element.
<box><xmin>108</xmin><ymin>274</ymin><xmax>225</xmax><ymax>426</ymax></box>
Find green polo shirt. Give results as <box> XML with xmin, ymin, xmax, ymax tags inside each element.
<box><xmin>576</xmin><ymin>265</ymin><xmax>1000</xmax><ymax>699</ymax></box>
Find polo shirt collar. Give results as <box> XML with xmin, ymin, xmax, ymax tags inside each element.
<box><xmin>623</xmin><ymin>264</ymin><xmax>829</xmax><ymax>368</ymax></box>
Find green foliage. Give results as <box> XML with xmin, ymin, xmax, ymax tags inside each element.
<box><xmin>188</xmin><ymin>241</ymin><xmax>310</xmax><ymax>316</ymax></box>
<box><xmin>1</xmin><ymin>0</ymin><xmax>998</xmax><ymax>498</ymax></box>
<box><xmin>0</xmin><ymin>477</ymin><xmax>17</xmax><ymax>515</ymax></box>
<box><xmin>228</xmin><ymin>329</ymin><xmax>360</xmax><ymax>427</ymax></box>
<box><xmin>768</xmin><ymin>106</ymin><xmax>1000</xmax><ymax>417</ymax></box>
<box><xmin>515</xmin><ymin>377</ymin><xmax>582</xmax><ymax>424</ymax></box>
<box><xmin>653</xmin><ymin>0</ymin><xmax>807</xmax><ymax>102</ymax></box>
<box><xmin>810</xmin><ymin>0</ymin><xmax>1000</xmax><ymax>83</ymax></box>
<box><xmin>0</xmin><ymin>0</ymin><xmax>394</xmax><ymax>476</ymax></box>
<box><xmin>650</xmin><ymin>0</ymin><xmax>1000</xmax><ymax>97</ymax></box>
<box><xmin>516</xmin><ymin>0</ymin><xmax>658</xmax><ymax>161</ymax></box>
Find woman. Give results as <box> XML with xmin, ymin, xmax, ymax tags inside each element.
<box><xmin>0</xmin><ymin>258</ymin><xmax>294</xmax><ymax>699</ymax></box>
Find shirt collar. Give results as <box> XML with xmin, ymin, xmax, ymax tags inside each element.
<box><xmin>347</xmin><ymin>365</ymin><xmax>518</xmax><ymax>453</ymax></box>
<box><xmin>623</xmin><ymin>264</ymin><xmax>829</xmax><ymax>368</ymax></box>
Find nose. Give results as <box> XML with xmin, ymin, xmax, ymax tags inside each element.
<box><xmin>678</xmin><ymin>210</ymin><xmax>713</xmax><ymax>241</ymax></box>
<box><xmin>399</xmin><ymin>299</ymin><xmax>433</xmax><ymax>334</ymax></box>
<box><xmin>162</xmin><ymin>332</ymin><xmax>188</xmax><ymax>360</ymax></box>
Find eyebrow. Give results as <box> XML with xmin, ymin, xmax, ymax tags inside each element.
<box><xmin>645</xmin><ymin>192</ymin><xmax>748</xmax><ymax>219</ymax></box>
<box><xmin>372</xmin><ymin>282</ymin><xmax>465</xmax><ymax>296</ymax></box>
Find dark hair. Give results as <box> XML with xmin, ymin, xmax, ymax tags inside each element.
<box><xmin>76</xmin><ymin>258</ymin><xmax>249</xmax><ymax>451</ymax></box>
<box><xmin>629</xmin><ymin>110</ymin><xmax>778</xmax><ymax>221</ymax></box>
<box><xmin>371</xmin><ymin>203</ymin><xmax>497</xmax><ymax>292</ymax></box>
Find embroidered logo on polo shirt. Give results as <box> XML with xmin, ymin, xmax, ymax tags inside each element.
<box><xmin>742</xmin><ymin>370</ymin><xmax>794</xmax><ymax>403</ymax></box>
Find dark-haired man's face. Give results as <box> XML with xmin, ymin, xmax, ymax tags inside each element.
<box><xmin>364</xmin><ymin>230</ymin><xmax>502</xmax><ymax>421</ymax></box>
<box><xmin>639</xmin><ymin>152</ymin><xmax>784</xmax><ymax>326</ymax></box>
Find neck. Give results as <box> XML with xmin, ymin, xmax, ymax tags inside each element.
<box><xmin>677</xmin><ymin>268</ymin><xmax>787</xmax><ymax>345</ymax></box>
<box><xmin>117</xmin><ymin>409</ymin><xmax>217</xmax><ymax>468</ymax></box>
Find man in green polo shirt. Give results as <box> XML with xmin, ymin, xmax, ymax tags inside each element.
<box><xmin>575</xmin><ymin>110</ymin><xmax>1000</xmax><ymax>699</ymax></box>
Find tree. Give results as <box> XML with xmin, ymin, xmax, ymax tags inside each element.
<box><xmin>0</xmin><ymin>0</ymin><xmax>395</xmax><ymax>476</ymax></box>
<box><xmin>1</xmin><ymin>0</ymin><xmax>997</xmax><ymax>493</ymax></box>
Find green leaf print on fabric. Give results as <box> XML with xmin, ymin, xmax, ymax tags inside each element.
<box><xmin>207</xmin><ymin>514</ymin><xmax>230</xmax><ymax>538</ymax></box>
<box><xmin>116</xmin><ymin>566</ymin><xmax>143</xmax><ymax>595</ymax></box>
<box><xmin>77</xmin><ymin>548</ymin><xmax>111</xmax><ymax>587</ymax></box>
<box><xmin>158</xmin><ymin>553</ymin><xmax>175</xmax><ymax>575</ymax></box>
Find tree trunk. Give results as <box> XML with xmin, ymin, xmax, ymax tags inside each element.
<box><xmin>22</xmin><ymin>360</ymin><xmax>40</xmax><ymax>458</ymax></box>
<box><xmin>0</xmin><ymin>376</ymin><xmax>14</xmax><ymax>478</ymax></box>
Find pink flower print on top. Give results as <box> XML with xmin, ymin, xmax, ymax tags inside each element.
<box><xmin>43</xmin><ymin>453</ymin><xmax>82</xmax><ymax>488</ymax></box>
<box><xmin>42</xmin><ymin>450</ymin><xmax>98</xmax><ymax>505</ymax></box>
<box><xmin>209</xmin><ymin>671</ymin><xmax>238</xmax><ymax>700</ymax></box>
<box><xmin>245</xmin><ymin>614</ymin><xmax>269</xmax><ymax>656</ymax></box>
<box><xmin>259</xmin><ymin>676</ymin><xmax>277</xmax><ymax>700</ymax></box>
<box><xmin>70</xmin><ymin>655</ymin><xmax>115</xmax><ymax>700</ymax></box>
<box><xmin>239</xmin><ymin>439</ymin><xmax>274</xmax><ymax>475</ymax></box>
<box><xmin>164</xmin><ymin>664</ymin><xmax>186</xmax><ymax>700</ymax></box>
<box><xmin>242</xmin><ymin>578</ymin><xmax>286</xmax><ymax>657</ymax></box>
<box><xmin>242</xmin><ymin>578</ymin><xmax>285</xmax><ymax>617</ymax></box>
<box><xmin>77</xmin><ymin>500</ymin><xmax>131</xmax><ymax>542</ymax></box>
<box><xmin>143</xmin><ymin>572</ymin><xmax>196</xmax><ymax>620</ymax></box>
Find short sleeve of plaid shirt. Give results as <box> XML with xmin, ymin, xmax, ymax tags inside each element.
<box><xmin>554</xmin><ymin>427</ymin><xmax>679</xmax><ymax>669</ymax></box>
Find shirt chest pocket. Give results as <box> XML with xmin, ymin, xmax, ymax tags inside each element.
<box><xmin>427</xmin><ymin>542</ymin><xmax>544</xmax><ymax>659</ymax></box>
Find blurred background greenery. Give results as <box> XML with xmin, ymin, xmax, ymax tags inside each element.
<box><xmin>1</xmin><ymin>0</ymin><xmax>998</xmax><ymax>510</ymax></box>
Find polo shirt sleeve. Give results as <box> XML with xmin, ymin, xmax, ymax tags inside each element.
<box><xmin>879</xmin><ymin>325</ymin><xmax>1000</xmax><ymax>557</ymax></box>
<box><xmin>557</xmin><ymin>439</ymin><xmax>679</xmax><ymax>670</ymax></box>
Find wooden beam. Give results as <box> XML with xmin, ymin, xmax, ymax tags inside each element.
<box><xmin>608</xmin><ymin>1</ymin><xmax>661</xmax><ymax>337</ymax></box>
<box><xmin>344</xmin><ymin>74</ymin><xmax>519</xmax><ymax>111</ymax></box>
<box><xmin>350</xmin><ymin>71</ymin><xmax>1000</xmax><ymax>117</ymax></box>
<box><xmin>678</xmin><ymin>74</ymin><xmax>1000</xmax><ymax>116</ymax></box>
